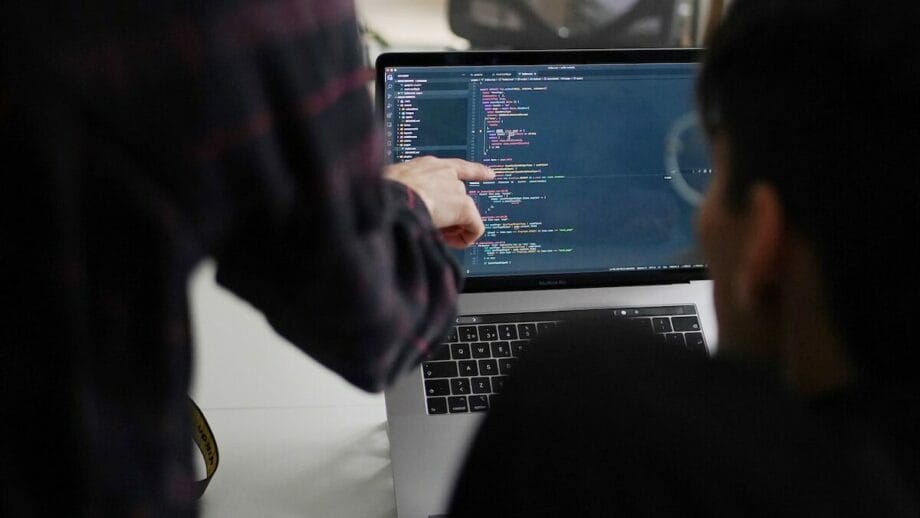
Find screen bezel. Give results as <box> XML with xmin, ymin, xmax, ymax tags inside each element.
<box><xmin>375</xmin><ymin>49</ymin><xmax>709</xmax><ymax>293</ymax></box>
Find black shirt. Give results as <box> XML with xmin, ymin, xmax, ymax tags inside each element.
<box><xmin>450</xmin><ymin>319</ymin><xmax>920</xmax><ymax>517</ymax></box>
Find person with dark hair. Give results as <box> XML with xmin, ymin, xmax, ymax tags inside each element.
<box><xmin>1</xmin><ymin>0</ymin><xmax>492</xmax><ymax>516</ymax></box>
<box><xmin>450</xmin><ymin>0</ymin><xmax>920</xmax><ymax>515</ymax></box>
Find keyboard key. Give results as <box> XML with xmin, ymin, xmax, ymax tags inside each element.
<box><xmin>469</xmin><ymin>395</ymin><xmax>489</xmax><ymax>412</ymax></box>
<box><xmin>459</xmin><ymin>326</ymin><xmax>479</xmax><ymax>342</ymax></box>
<box><xmin>489</xmin><ymin>394</ymin><xmax>500</xmax><ymax>408</ymax></box>
<box><xmin>653</xmin><ymin>317</ymin><xmax>673</xmax><ymax>333</ymax></box>
<box><xmin>446</xmin><ymin>327</ymin><xmax>458</xmax><ymax>343</ymax></box>
<box><xmin>686</xmin><ymin>332</ymin><xmax>707</xmax><ymax>354</ymax></box>
<box><xmin>672</xmin><ymin>316</ymin><xmax>701</xmax><ymax>332</ymax></box>
<box><xmin>498</xmin><ymin>324</ymin><xmax>518</xmax><ymax>340</ymax></box>
<box><xmin>478</xmin><ymin>325</ymin><xmax>499</xmax><ymax>341</ymax></box>
<box><xmin>630</xmin><ymin>317</ymin><xmax>653</xmax><ymax>333</ymax></box>
<box><xmin>517</xmin><ymin>323</ymin><xmax>537</xmax><ymax>339</ymax></box>
<box><xmin>451</xmin><ymin>378</ymin><xmax>471</xmax><ymax>395</ymax></box>
<box><xmin>491</xmin><ymin>341</ymin><xmax>511</xmax><ymax>357</ymax></box>
<box><xmin>425</xmin><ymin>344</ymin><xmax>451</xmax><ymax>361</ymax></box>
<box><xmin>450</xmin><ymin>343</ymin><xmax>471</xmax><ymax>359</ymax></box>
<box><xmin>666</xmin><ymin>333</ymin><xmax>686</xmax><ymax>347</ymax></box>
<box><xmin>511</xmin><ymin>340</ymin><xmax>528</xmax><ymax>356</ymax></box>
<box><xmin>537</xmin><ymin>322</ymin><xmax>556</xmax><ymax>333</ymax></box>
<box><xmin>427</xmin><ymin>397</ymin><xmax>448</xmax><ymax>414</ymax></box>
<box><xmin>499</xmin><ymin>358</ymin><xmax>518</xmax><ymax>375</ymax></box>
<box><xmin>471</xmin><ymin>377</ymin><xmax>492</xmax><ymax>394</ymax></box>
<box><xmin>459</xmin><ymin>360</ymin><xmax>478</xmax><ymax>377</ymax></box>
<box><xmin>423</xmin><ymin>361</ymin><xmax>458</xmax><ymax>379</ymax></box>
<box><xmin>424</xmin><ymin>379</ymin><xmax>450</xmax><ymax>397</ymax></box>
<box><xmin>448</xmin><ymin>396</ymin><xmax>469</xmax><ymax>413</ymax></box>
<box><xmin>478</xmin><ymin>359</ymin><xmax>498</xmax><ymax>376</ymax></box>
<box><xmin>491</xmin><ymin>376</ymin><xmax>509</xmax><ymax>393</ymax></box>
<box><xmin>471</xmin><ymin>342</ymin><xmax>491</xmax><ymax>358</ymax></box>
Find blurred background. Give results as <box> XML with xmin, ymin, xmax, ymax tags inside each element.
<box><xmin>356</xmin><ymin>0</ymin><xmax>728</xmax><ymax>61</ymax></box>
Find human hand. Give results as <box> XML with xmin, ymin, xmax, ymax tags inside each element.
<box><xmin>384</xmin><ymin>156</ymin><xmax>495</xmax><ymax>248</ymax></box>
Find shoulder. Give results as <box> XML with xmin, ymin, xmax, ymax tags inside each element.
<box><xmin>452</xmin><ymin>318</ymin><xmax>871</xmax><ymax>517</ymax></box>
<box><xmin>503</xmin><ymin>317</ymin><xmax>774</xmax><ymax>415</ymax></box>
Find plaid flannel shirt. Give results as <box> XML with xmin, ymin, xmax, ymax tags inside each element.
<box><xmin>1</xmin><ymin>1</ymin><xmax>460</xmax><ymax>515</ymax></box>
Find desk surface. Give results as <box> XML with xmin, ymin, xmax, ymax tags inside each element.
<box><xmin>196</xmin><ymin>406</ymin><xmax>395</xmax><ymax>518</ymax></box>
<box><xmin>190</xmin><ymin>261</ymin><xmax>398</xmax><ymax>518</ymax></box>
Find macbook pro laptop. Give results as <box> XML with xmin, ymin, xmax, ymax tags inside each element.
<box><xmin>377</xmin><ymin>49</ymin><xmax>715</xmax><ymax>518</ymax></box>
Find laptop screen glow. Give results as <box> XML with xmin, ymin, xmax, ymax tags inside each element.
<box><xmin>382</xmin><ymin>60</ymin><xmax>710</xmax><ymax>281</ymax></box>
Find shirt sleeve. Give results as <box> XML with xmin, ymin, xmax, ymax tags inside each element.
<box><xmin>203</xmin><ymin>1</ymin><xmax>462</xmax><ymax>392</ymax></box>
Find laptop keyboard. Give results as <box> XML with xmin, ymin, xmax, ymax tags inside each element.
<box><xmin>421</xmin><ymin>305</ymin><xmax>707</xmax><ymax>416</ymax></box>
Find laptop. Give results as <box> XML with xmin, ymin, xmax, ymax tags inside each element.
<box><xmin>376</xmin><ymin>49</ymin><xmax>715</xmax><ymax>518</ymax></box>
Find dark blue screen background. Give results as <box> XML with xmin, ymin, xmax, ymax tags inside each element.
<box><xmin>385</xmin><ymin>63</ymin><xmax>711</xmax><ymax>278</ymax></box>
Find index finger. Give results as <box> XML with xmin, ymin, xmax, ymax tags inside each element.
<box><xmin>443</xmin><ymin>159</ymin><xmax>495</xmax><ymax>182</ymax></box>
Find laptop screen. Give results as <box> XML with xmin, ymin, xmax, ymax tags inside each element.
<box><xmin>377</xmin><ymin>50</ymin><xmax>710</xmax><ymax>292</ymax></box>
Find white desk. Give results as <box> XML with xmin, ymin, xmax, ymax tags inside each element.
<box><xmin>190</xmin><ymin>261</ymin><xmax>398</xmax><ymax>518</ymax></box>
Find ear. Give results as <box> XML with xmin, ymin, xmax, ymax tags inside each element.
<box><xmin>735</xmin><ymin>182</ymin><xmax>787</xmax><ymax>308</ymax></box>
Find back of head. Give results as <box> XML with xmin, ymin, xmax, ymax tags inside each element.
<box><xmin>697</xmin><ymin>0</ymin><xmax>920</xmax><ymax>385</ymax></box>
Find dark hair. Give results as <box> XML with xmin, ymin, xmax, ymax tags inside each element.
<box><xmin>697</xmin><ymin>0</ymin><xmax>920</xmax><ymax>382</ymax></box>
